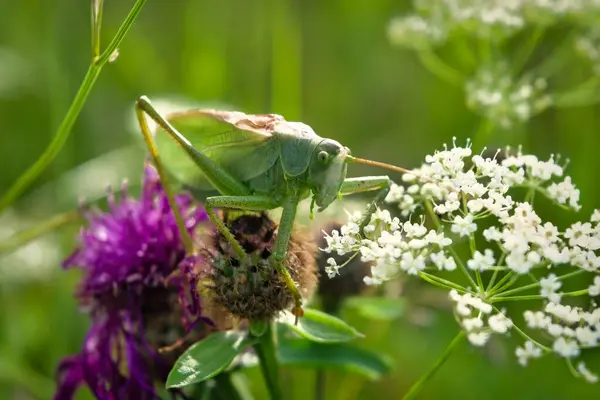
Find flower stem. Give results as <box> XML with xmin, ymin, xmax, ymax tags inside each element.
<box><xmin>495</xmin><ymin>269</ymin><xmax>585</xmax><ymax>297</ymax></box>
<box><xmin>0</xmin><ymin>0</ymin><xmax>148</xmax><ymax>213</ymax></box>
<box><xmin>252</xmin><ymin>322</ymin><xmax>283</xmax><ymax>400</ymax></box>
<box><xmin>403</xmin><ymin>331</ymin><xmax>466</xmax><ymax>400</ymax></box>
<box><xmin>418</xmin><ymin>50</ymin><xmax>464</xmax><ymax>87</ymax></box>
<box><xmin>424</xmin><ymin>201</ymin><xmax>477</xmax><ymax>290</ymax></box>
<box><xmin>0</xmin><ymin>210</ymin><xmax>80</xmax><ymax>255</ymax></box>
<box><xmin>492</xmin><ymin>289</ymin><xmax>589</xmax><ymax>302</ymax></box>
<box><xmin>418</xmin><ymin>271</ymin><xmax>469</xmax><ymax>293</ymax></box>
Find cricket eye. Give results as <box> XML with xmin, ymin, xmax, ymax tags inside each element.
<box><xmin>317</xmin><ymin>151</ymin><xmax>330</xmax><ymax>164</ymax></box>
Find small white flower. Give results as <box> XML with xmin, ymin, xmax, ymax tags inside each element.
<box><xmin>430</xmin><ymin>250</ymin><xmax>457</xmax><ymax>271</ymax></box>
<box><xmin>462</xmin><ymin>317</ymin><xmax>484</xmax><ymax>331</ymax></box>
<box><xmin>545</xmin><ymin>303</ymin><xmax>582</xmax><ymax>324</ymax></box>
<box><xmin>483</xmin><ymin>226</ymin><xmax>502</xmax><ymax>242</ymax></box>
<box><xmin>540</xmin><ymin>273</ymin><xmax>562</xmax><ymax>303</ymax></box>
<box><xmin>524</xmin><ymin>310</ymin><xmax>550</xmax><ymax>329</ymax></box>
<box><xmin>451</xmin><ymin>214</ymin><xmax>477</xmax><ymax>237</ymax></box>
<box><xmin>325</xmin><ymin>257</ymin><xmax>340</xmax><ymax>278</ymax></box>
<box><xmin>552</xmin><ymin>337</ymin><xmax>580</xmax><ymax>358</ymax></box>
<box><xmin>467</xmin><ymin>249</ymin><xmax>496</xmax><ymax>271</ymax></box>
<box><xmin>425</xmin><ymin>230</ymin><xmax>452</xmax><ymax>247</ymax></box>
<box><xmin>575</xmin><ymin>326</ymin><xmax>598</xmax><ymax>347</ymax></box>
<box><xmin>547</xmin><ymin>323</ymin><xmax>564</xmax><ymax>337</ymax></box>
<box><xmin>399</xmin><ymin>252</ymin><xmax>426</xmax><ymax>275</ymax></box>
<box><xmin>577</xmin><ymin>362</ymin><xmax>599</xmax><ymax>384</ymax></box>
<box><xmin>547</xmin><ymin>176</ymin><xmax>581</xmax><ymax>211</ymax></box>
<box><xmin>488</xmin><ymin>312</ymin><xmax>512</xmax><ymax>334</ymax></box>
<box><xmin>468</xmin><ymin>331</ymin><xmax>491</xmax><ymax>347</ymax></box>
<box><xmin>589</xmin><ymin>276</ymin><xmax>600</xmax><ymax>297</ymax></box>
<box><xmin>516</xmin><ymin>341</ymin><xmax>542</xmax><ymax>366</ymax></box>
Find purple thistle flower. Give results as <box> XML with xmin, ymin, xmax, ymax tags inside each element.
<box><xmin>54</xmin><ymin>163</ymin><xmax>210</xmax><ymax>400</ymax></box>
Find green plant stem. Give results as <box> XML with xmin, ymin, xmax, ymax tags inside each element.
<box><xmin>213</xmin><ymin>373</ymin><xmax>245</xmax><ymax>400</ymax></box>
<box><xmin>0</xmin><ymin>0</ymin><xmax>148</xmax><ymax>214</ymax></box>
<box><xmin>418</xmin><ymin>271</ymin><xmax>468</xmax><ymax>293</ymax></box>
<box><xmin>495</xmin><ymin>269</ymin><xmax>585</xmax><ymax>297</ymax></box>
<box><xmin>403</xmin><ymin>331</ymin><xmax>466</xmax><ymax>400</ymax></box>
<box><xmin>418</xmin><ymin>50</ymin><xmax>464</xmax><ymax>87</ymax></box>
<box><xmin>513</xmin><ymin>27</ymin><xmax>544</xmax><ymax>74</ymax></box>
<box><xmin>0</xmin><ymin>210</ymin><xmax>80</xmax><ymax>255</ymax></box>
<box><xmin>424</xmin><ymin>201</ymin><xmax>477</xmax><ymax>290</ymax></box>
<box><xmin>252</xmin><ymin>322</ymin><xmax>283</xmax><ymax>400</ymax></box>
<box><xmin>492</xmin><ymin>289</ymin><xmax>589</xmax><ymax>303</ymax></box>
<box><xmin>315</xmin><ymin>369</ymin><xmax>326</xmax><ymax>400</ymax></box>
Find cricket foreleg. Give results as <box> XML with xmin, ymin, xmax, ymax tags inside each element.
<box><xmin>205</xmin><ymin>195</ymin><xmax>280</xmax><ymax>260</ymax></box>
<box><xmin>272</xmin><ymin>196</ymin><xmax>304</xmax><ymax>319</ymax></box>
<box><xmin>339</xmin><ymin>176</ymin><xmax>392</xmax><ymax>235</ymax></box>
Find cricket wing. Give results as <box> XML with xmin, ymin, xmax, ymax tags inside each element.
<box><xmin>154</xmin><ymin>109</ymin><xmax>281</xmax><ymax>189</ymax></box>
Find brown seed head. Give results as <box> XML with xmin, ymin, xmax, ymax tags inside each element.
<box><xmin>202</xmin><ymin>212</ymin><xmax>317</xmax><ymax>322</ymax></box>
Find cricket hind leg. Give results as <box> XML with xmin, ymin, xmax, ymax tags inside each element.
<box><xmin>136</xmin><ymin>95</ymin><xmax>253</xmax><ymax>260</ymax></box>
<box><xmin>339</xmin><ymin>176</ymin><xmax>392</xmax><ymax>235</ymax></box>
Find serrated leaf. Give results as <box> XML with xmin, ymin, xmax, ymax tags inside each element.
<box><xmin>345</xmin><ymin>296</ymin><xmax>406</xmax><ymax>321</ymax></box>
<box><xmin>166</xmin><ymin>331</ymin><xmax>254</xmax><ymax>389</ymax></box>
<box><xmin>279</xmin><ymin>338</ymin><xmax>393</xmax><ymax>380</ymax></box>
<box><xmin>278</xmin><ymin>308</ymin><xmax>363</xmax><ymax>343</ymax></box>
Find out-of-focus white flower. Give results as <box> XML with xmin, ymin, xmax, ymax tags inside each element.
<box><xmin>516</xmin><ymin>341</ymin><xmax>543</xmax><ymax>366</ymax></box>
<box><xmin>589</xmin><ymin>276</ymin><xmax>600</xmax><ymax>296</ymax></box>
<box><xmin>465</xmin><ymin>63</ymin><xmax>551</xmax><ymax>128</ymax></box>
<box><xmin>577</xmin><ymin>362</ymin><xmax>599</xmax><ymax>383</ymax></box>
<box><xmin>539</xmin><ymin>273</ymin><xmax>562</xmax><ymax>303</ymax></box>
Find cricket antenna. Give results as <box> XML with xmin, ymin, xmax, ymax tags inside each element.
<box><xmin>346</xmin><ymin>155</ymin><xmax>435</xmax><ymax>183</ymax></box>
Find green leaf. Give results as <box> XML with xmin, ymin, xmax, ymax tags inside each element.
<box><xmin>344</xmin><ymin>296</ymin><xmax>407</xmax><ymax>321</ymax></box>
<box><xmin>278</xmin><ymin>308</ymin><xmax>363</xmax><ymax>343</ymax></box>
<box><xmin>278</xmin><ymin>338</ymin><xmax>394</xmax><ymax>380</ymax></box>
<box><xmin>166</xmin><ymin>331</ymin><xmax>254</xmax><ymax>389</ymax></box>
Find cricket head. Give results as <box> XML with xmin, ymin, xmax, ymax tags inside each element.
<box><xmin>309</xmin><ymin>139</ymin><xmax>350</xmax><ymax>211</ymax></box>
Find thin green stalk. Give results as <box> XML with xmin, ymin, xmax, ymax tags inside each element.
<box><xmin>513</xmin><ymin>27</ymin><xmax>544</xmax><ymax>74</ymax></box>
<box><xmin>213</xmin><ymin>373</ymin><xmax>246</xmax><ymax>400</ymax></box>
<box><xmin>418</xmin><ymin>50</ymin><xmax>464</xmax><ymax>87</ymax></box>
<box><xmin>0</xmin><ymin>210</ymin><xmax>80</xmax><ymax>255</ymax></box>
<box><xmin>418</xmin><ymin>271</ymin><xmax>469</xmax><ymax>293</ymax></box>
<box><xmin>0</xmin><ymin>0</ymin><xmax>148</xmax><ymax>213</ymax></box>
<box><xmin>485</xmin><ymin>269</ymin><xmax>499</xmax><ymax>292</ymax></box>
<box><xmin>424</xmin><ymin>201</ymin><xmax>477</xmax><ymax>290</ymax></box>
<box><xmin>402</xmin><ymin>331</ymin><xmax>466</xmax><ymax>400</ymax></box>
<box><xmin>252</xmin><ymin>322</ymin><xmax>283</xmax><ymax>400</ymax></box>
<box><xmin>492</xmin><ymin>289</ymin><xmax>589</xmax><ymax>303</ymax></box>
<box><xmin>91</xmin><ymin>0</ymin><xmax>105</xmax><ymax>59</ymax></box>
<box><xmin>496</xmin><ymin>269</ymin><xmax>585</xmax><ymax>297</ymax></box>
<box><xmin>488</xmin><ymin>271</ymin><xmax>515</xmax><ymax>295</ymax></box>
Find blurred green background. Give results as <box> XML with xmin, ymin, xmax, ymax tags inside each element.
<box><xmin>1</xmin><ymin>0</ymin><xmax>599</xmax><ymax>399</ymax></box>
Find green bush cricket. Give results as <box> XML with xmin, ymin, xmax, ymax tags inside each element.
<box><xmin>134</xmin><ymin>95</ymin><xmax>414</xmax><ymax>321</ymax></box>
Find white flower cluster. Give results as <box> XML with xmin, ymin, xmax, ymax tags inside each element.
<box><xmin>465</xmin><ymin>64</ymin><xmax>552</xmax><ymax>128</ymax></box>
<box><xmin>323</xmin><ymin>208</ymin><xmax>453</xmax><ymax>285</ymax></box>
<box><xmin>325</xmin><ymin>140</ymin><xmax>591</xmax><ymax>282</ymax></box>
<box><xmin>520</xmin><ymin>303</ymin><xmax>600</xmax><ymax>382</ymax></box>
<box><xmin>322</xmin><ymin>140</ymin><xmax>600</xmax><ymax>382</ymax></box>
<box><xmin>388</xmin><ymin>0</ymin><xmax>600</xmax><ymax>49</ymax></box>
<box><xmin>450</xmin><ymin>290</ymin><xmax>513</xmax><ymax>346</ymax></box>
<box><xmin>576</xmin><ymin>27</ymin><xmax>600</xmax><ymax>75</ymax></box>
